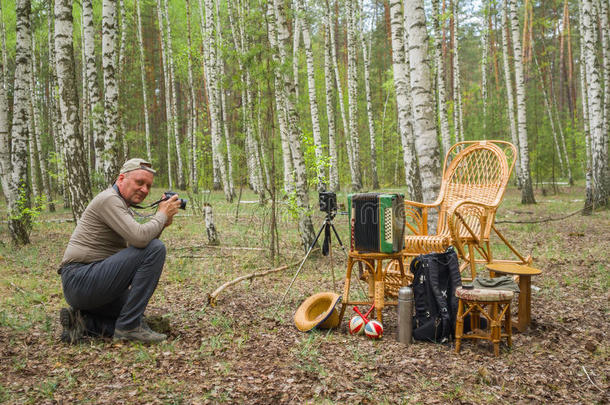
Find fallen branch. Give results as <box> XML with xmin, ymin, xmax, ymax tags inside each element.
<box><xmin>175</xmin><ymin>244</ymin><xmax>268</xmax><ymax>252</ymax></box>
<box><xmin>582</xmin><ymin>366</ymin><xmax>603</xmax><ymax>392</ymax></box>
<box><xmin>207</xmin><ymin>257</ymin><xmax>307</xmax><ymax>307</ymax></box>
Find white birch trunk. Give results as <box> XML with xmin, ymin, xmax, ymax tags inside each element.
<box><xmin>0</xmin><ymin>22</ymin><xmax>10</xmax><ymax>199</ymax></box>
<box><xmin>0</xmin><ymin>0</ymin><xmax>8</xmax><ymax>91</ymax></box>
<box><xmin>272</xmin><ymin>0</ymin><xmax>316</xmax><ymax>249</ymax></box>
<box><xmin>509</xmin><ymin>0</ymin><xmax>536</xmax><ymax>203</ymax></box>
<box><xmin>534</xmin><ymin>52</ymin><xmax>566</xmax><ymax>177</ymax></box>
<box><xmin>299</xmin><ymin>0</ymin><xmax>325</xmax><ymax>190</ymax></box>
<box><xmin>83</xmin><ymin>0</ymin><xmax>105</xmax><ymax>174</ymax></box>
<box><xmin>163</xmin><ymin>0</ymin><xmax>185</xmax><ymax>189</ymax></box>
<box><xmin>324</xmin><ymin>21</ymin><xmax>339</xmax><ymax>192</ymax></box>
<box><xmin>204</xmin><ymin>0</ymin><xmax>231</xmax><ymax>201</ymax></box>
<box><xmin>214</xmin><ymin>0</ymin><xmax>236</xmax><ymax>198</ymax></box>
<box><xmin>118</xmin><ymin>0</ymin><xmax>128</xmax><ymax>160</ymax></box>
<box><xmin>55</xmin><ymin>0</ymin><xmax>92</xmax><ymax>220</ymax></box>
<box><xmin>404</xmin><ymin>0</ymin><xmax>441</xmax><ymax>203</ymax></box>
<box><xmin>156</xmin><ymin>0</ymin><xmax>173</xmax><ymax>189</ymax></box>
<box><xmin>28</xmin><ymin>35</ymin><xmax>40</xmax><ymax>199</ymax></box>
<box><xmin>432</xmin><ymin>0</ymin><xmax>451</xmax><ymax>155</ymax></box>
<box><xmin>598</xmin><ymin>0</ymin><xmax>610</xmax><ymax>193</ymax></box>
<box><xmin>135</xmin><ymin>0</ymin><xmax>152</xmax><ymax>162</ymax></box>
<box><xmin>102</xmin><ymin>0</ymin><xmax>120</xmax><ymax>184</ymax></box>
<box><xmin>359</xmin><ymin>0</ymin><xmax>379</xmax><ymax>189</ymax></box>
<box><xmin>32</xmin><ymin>51</ymin><xmax>53</xmax><ymax>207</ymax></box>
<box><xmin>327</xmin><ymin>1</ymin><xmax>354</xmax><ymax>186</ymax></box>
<box><xmin>9</xmin><ymin>0</ymin><xmax>33</xmax><ymax>244</ymax></box>
<box><xmin>186</xmin><ymin>0</ymin><xmax>197</xmax><ymax>191</ymax></box>
<box><xmin>265</xmin><ymin>3</ymin><xmax>295</xmax><ymax>195</ymax></box>
<box><xmin>292</xmin><ymin>11</ymin><xmax>300</xmax><ymax>102</ymax></box>
<box><xmin>579</xmin><ymin>0</ymin><xmax>593</xmax><ymax>213</ymax></box>
<box><xmin>80</xmin><ymin>13</ymin><xmax>91</xmax><ymax>172</ymax></box>
<box><xmin>390</xmin><ymin>0</ymin><xmax>422</xmax><ymax>201</ymax></box>
<box><xmin>582</xmin><ymin>0</ymin><xmax>608</xmax><ymax>206</ymax></box>
<box><xmin>481</xmin><ymin>1</ymin><xmax>489</xmax><ymax>138</ymax></box>
<box><xmin>452</xmin><ymin>0</ymin><xmax>464</xmax><ymax>143</ymax></box>
<box><xmin>502</xmin><ymin>0</ymin><xmax>521</xmax><ymax>186</ymax></box>
<box><xmin>346</xmin><ymin>0</ymin><xmax>362</xmax><ymax>191</ymax></box>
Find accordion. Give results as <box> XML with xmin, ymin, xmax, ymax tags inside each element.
<box><xmin>347</xmin><ymin>193</ymin><xmax>406</xmax><ymax>253</ymax></box>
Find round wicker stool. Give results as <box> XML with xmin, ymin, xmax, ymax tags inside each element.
<box><xmin>454</xmin><ymin>287</ymin><xmax>514</xmax><ymax>356</ymax></box>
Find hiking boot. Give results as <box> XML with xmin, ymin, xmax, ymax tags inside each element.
<box><xmin>113</xmin><ymin>324</ymin><xmax>167</xmax><ymax>343</ymax></box>
<box><xmin>59</xmin><ymin>307</ymin><xmax>85</xmax><ymax>344</ymax></box>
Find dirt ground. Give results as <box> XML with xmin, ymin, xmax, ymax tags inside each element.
<box><xmin>0</xmin><ymin>187</ymin><xmax>608</xmax><ymax>404</ymax></box>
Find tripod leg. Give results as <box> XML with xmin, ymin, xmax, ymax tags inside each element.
<box><xmin>330</xmin><ymin>223</ymin><xmax>348</xmax><ymax>257</ymax></box>
<box><xmin>277</xmin><ymin>220</ymin><xmax>327</xmax><ymax>309</ymax></box>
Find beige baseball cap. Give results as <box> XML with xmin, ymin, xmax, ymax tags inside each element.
<box><xmin>119</xmin><ymin>158</ymin><xmax>156</xmax><ymax>174</ymax></box>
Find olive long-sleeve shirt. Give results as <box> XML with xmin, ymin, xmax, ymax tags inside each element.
<box><xmin>60</xmin><ymin>187</ymin><xmax>167</xmax><ymax>268</ymax></box>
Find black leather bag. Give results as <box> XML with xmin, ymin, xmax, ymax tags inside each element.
<box><xmin>410</xmin><ymin>247</ymin><xmax>462</xmax><ymax>343</ymax></box>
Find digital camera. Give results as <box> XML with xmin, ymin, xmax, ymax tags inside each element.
<box><xmin>163</xmin><ymin>191</ymin><xmax>187</xmax><ymax>210</ymax></box>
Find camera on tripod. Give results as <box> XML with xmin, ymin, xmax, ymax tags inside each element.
<box><xmin>318</xmin><ymin>191</ymin><xmax>337</xmax><ymax>215</ymax></box>
<box><xmin>163</xmin><ymin>191</ymin><xmax>187</xmax><ymax>210</ymax></box>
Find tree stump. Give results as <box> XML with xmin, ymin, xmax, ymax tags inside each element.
<box><xmin>204</xmin><ymin>203</ymin><xmax>219</xmax><ymax>245</ymax></box>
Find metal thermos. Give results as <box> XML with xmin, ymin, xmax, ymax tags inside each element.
<box><xmin>397</xmin><ymin>286</ymin><xmax>414</xmax><ymax>345</ymax></box>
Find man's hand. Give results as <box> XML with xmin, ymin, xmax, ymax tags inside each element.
<box><xmin>158</xmin><ymin>194</ymin><xmax>181</xmax><ymax>227</ymax></box>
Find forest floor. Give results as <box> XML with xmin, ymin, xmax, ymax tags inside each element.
<box><xmin>0</xmin><ymin>185</ymin><xmax>608</xmax><ymax>404</ymax></box>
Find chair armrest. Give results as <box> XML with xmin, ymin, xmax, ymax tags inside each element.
<box><xmin>446</xmin><ymin>200</ymin><xmax>495</xmax><ymax>258</ymax></box>
<box><xmin>404</xmin><ymin>200</ymin><xmax>441</xmax><ymax>235</ymax></box>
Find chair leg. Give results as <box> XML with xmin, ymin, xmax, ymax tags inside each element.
<box><xmin>340</xmin><ymin>257</ymin><xmax>354</xmax><ymax>323</ymax></box>
<box><xmin>491</xmin><ymin>302</ymin><xmax>500</xmax><ymax>357</ymax></box>
<box><xmin>455</xmin><ymin>299</ymin><xmax>464</xmax><ymax>354</ymax></box>
<box><xmin>506</xmin><ymin>302</ymin><xmax>512</xmax><ymax>348</ymax></box>
<box><xmin>468</xmin><ymin>243</ymin><xmax>477</xmax><ymax>281</ymax></box>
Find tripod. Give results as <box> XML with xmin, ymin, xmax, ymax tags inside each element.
<box><xmin>277</xmin><ymin>210</ymin><xmax>348</xmax><ymax>308</ymax></box>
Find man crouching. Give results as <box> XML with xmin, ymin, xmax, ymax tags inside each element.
<box><xmin>57</xmin><ymin>159</ymin><xmax>182</xmax><ymax>343</ymax></box>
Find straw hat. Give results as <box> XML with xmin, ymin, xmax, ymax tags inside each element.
<box><xmin>294</xmin><ymin>292</ymin><xmax>342</xmax><ymax>332</ymax></box>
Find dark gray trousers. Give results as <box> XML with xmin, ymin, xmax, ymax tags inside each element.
<box><xmin>61</xmin><ymin>239</ymin><xmax>166</xmax><ymax>337</ymax></box>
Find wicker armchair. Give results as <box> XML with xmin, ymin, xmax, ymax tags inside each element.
<box><xmin>403</xmin><ymin>140</ymin><xmax>531</xmax><ymax>281</ymax></box>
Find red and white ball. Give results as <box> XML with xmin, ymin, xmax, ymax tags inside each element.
<box><xmin>349</xmin><ymin>316</ymin><xmax>365</xmax><ymax>335</ymax></box>
<box><xmin>364</xmin><ymin>320</ymin><xmax>383</xmax><ymax>339</ymax></box>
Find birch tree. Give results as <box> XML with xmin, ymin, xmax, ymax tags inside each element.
<box><xmin>324</xmin><ymin>14</ymin><xmax>339</xmax><ymax>192</ymax></box>
<box><xmin>509</xmin><ymin>0</ymin><xmax>536</xmax><ymax>204</ymax></box>
<box><xmin>346</xmin><ymin>0</ymin><xmax>362</xmax><ymax>191</ymax></box>
<box><xmin>581</xmin><ymin>0</ymin><xmax>608</xmax><ymax>207</ymax></box>
<box><xmin>299</xmin><ymin>0</ymin><xmax>325</xmax><ymax>190</ymax></box>
<box><xmin>162</xmin><ymin>0</ymin><xmax>185</xmax><ymax>189</ymax></box>
<box><xmin>102</xmin><ymin>0</ymin><xmax>121</xmax><ymax>184</ymax></box>
<box><xmin>272</xmin><ymin>0</ymin><xmax>316</xmax><ymax>249</ymax></box>
<box><xmin>32</xmin><ymin>51</ymin><xmax>53</xmax><ymax>209</ymax></box>
<box><xmin>481</xmin><ymin>2</ymin><xmax>489</xmax><ymax>138</ymax></box>
<box><xmin>0</xmin><ymin>0</ymin><xmax>8</xmax><ymax>91</ymax></box>
<box><xmin>578</xmin><ymin>0</ymin><xmax>593</xmax><ymax>214</ymax></box>
<box><xmin>117</xmin><ymin>0</ymin><xmax>128</xmax><ymax>159</ymax></box>
<box><xmin>135</xmin><ymin>0</ymin><xmax>152</xmax><ymax>162</ymax></box>
<box><xmin>432</xmin><ymin>0</ymin><xmax>451</xmax><ymax>154</ymax></box>
<box><xmin>451</xmin><ymin>0</ymin><xmax>464</xmax><ymax>143</ymax></box>
<box><xmin>186</xmin><ymin>0</ymin><xmax>197</xmax><ymax>190</ymax></box>
<box><xmin>83</xmin><ymin>0</ymin><xmax>105</xmax><ymax>174</ymax></box>
<box><xmin>389</xmin><ymin>0</ymin><xmax>422</xmax><ymax>201</ymax></box>
<box><xmin>599</xmin><ymin>0</ymin><xmax>610</xmax><ymax>193</ymax></box>
<box><xmin>55</xmin><ymin>0</ymin><xmax>92</xmax><ymax>220</ymax></box>
<box><xmin>0</xmin><ymin>15</ymin><xmax>10</xmax><ymax>201</ymax></box>
<box><xmin>8</xmin><ymin>0</ymin><xmax>34</xmax><ymax>244</ymax></box>
<box><xmin>265</xmin><ymin>2</ymin><xmax>295</xmax><ymax>195</ymax></box>
<box><xmin>404</xmin><ymin>0</ymin><xmax>441</xmax><ymax>203</ymax></box>
<box><xmin>502</xmin><ymin>0</ymin><xmax>521</xmax><ymax>186</ymax></box>
<box><xmin>156</xmin><ymin>0</ymin><xmax>173</xmax><ymax>189</ymax></box>
<box><xmin>359</xmin><ymin>0</ymin><xmax>379</xmax><ymax>189</ymax></box>
<box><xmin>326</xmin><ymin>0</ymin><xmax>355</xmax><ymax>189</ymax></box>
<box><xmin>202</xmin><ymin>0</ymin><xmax>231</xmax><ymax>201</ymax></box>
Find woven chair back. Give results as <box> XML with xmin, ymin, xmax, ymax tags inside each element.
<box><xmin>436</xmin><ymin>141</ymin><xmax>516</xmax><ymax>236</ymax></box>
